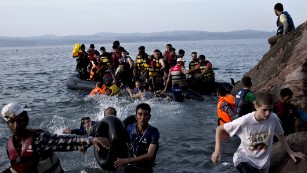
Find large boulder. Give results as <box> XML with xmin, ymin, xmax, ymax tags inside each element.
<box><xmin>269</xmin><ymin>131</ymin><xmax>307</xmax><ymax>173</ymax></box>
<box><xmin>231</xmin><ymin>21</ymin><xmax>307</xmax><ymax>106</ymax></box>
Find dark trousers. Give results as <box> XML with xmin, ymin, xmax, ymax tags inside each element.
<box><xmin>236</xmin><ymin>162</ymin><xmax>260</xmax><ymax>173</ymax></box>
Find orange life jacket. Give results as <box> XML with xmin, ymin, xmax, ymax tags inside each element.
<box><xmin>89</xmin><ymin>86</ymin><xmax>106</xmax><ymax>96</ymax></box>
<box><xmin>217</xmin><ymin>94</ymin><xmax>235</xmax><ymax>125</ymax></box>
<box><xmin>89</xmin><ymin>64</ymin><xmax>101</xmax><ymax>81</ymax></box>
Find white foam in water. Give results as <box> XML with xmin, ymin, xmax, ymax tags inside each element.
<box><xmin>42</xmin><ymin>115</ymin><xmax>77</xmax><ymax>135</ymax></box>
<box><xmin>221</xmin><ymin>162</ymin><xmax>230</xmax><ymax>166</ymax></box>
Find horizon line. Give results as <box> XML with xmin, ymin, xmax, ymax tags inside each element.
<box><xmin>0</xmin><ymin>29</ymin><xmax>275</xmax><ymax>38</ymax></box>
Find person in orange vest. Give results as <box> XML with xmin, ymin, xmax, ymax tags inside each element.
<box><xmin>89</xmin><ymin>82</ymin><xmax>106</xmax><ymax>96</ymax></box>
<box><xmin>216</xmin><ymin>86</ymin><xmax>235</xmax><ymax>126</ymax></box>
<box><xmin>89</xmin><ymin>59</ymin><xmax>102</xmax><ymax>81</ymax></box>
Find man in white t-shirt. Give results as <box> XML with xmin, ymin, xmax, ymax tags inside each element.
<box><xmin>211</xmin><ymin>93</ymin><xmax>305</xmax><ymax>173</ymax></box>
<box><xmin>268</xmin><ymin>3</ymin><xmax>295</xmax><ymax>46</ymax></box>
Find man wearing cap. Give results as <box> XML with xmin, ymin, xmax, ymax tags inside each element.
<box><xmin>163</xmin><ymin>57</ymin><xmax>199</xmax><ymax>92</ymax></box>
<box><xmin>1</xmin><ymin>103</ymin><xmax>110</xmax><ymax>173</ymax></box>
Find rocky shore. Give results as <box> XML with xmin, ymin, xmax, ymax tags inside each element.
<box><xmin>232</xmin><ymin>21</ymin><xmax>307</xmax><ymax>173</ymax></box>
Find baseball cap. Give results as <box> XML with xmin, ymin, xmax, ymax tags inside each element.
<box><xmin>177</xmin><ymin>58</ymin><xmax>186</xmax><ymax>62</ymax></box>
<box><xmin>1</xmin><ymin>103</ymin><xmax>24</xmax><ymax>122</ymax></box>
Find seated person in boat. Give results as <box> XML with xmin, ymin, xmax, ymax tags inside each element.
<box><xmin>193</xmin><ymin>54</ymin><xmax>215</xmax><ymax>95</ymax></box>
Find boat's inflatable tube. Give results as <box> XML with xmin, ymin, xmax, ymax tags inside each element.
<box><xmin>66</xmin><ymin>74</ymin><xmax>96</xmax><ymax>91</ymax></box>
<box><xmin>94</xmin><ymin>116</ymin><xmax>130</xmax><ymax>171</ymax></box>
<box><xmin>185</xmin><ymin>89</ymin><xmax>204</xmax><ymax>101</ymax></box>
<box><xmin>123</xmin><ymin>115</ymin><xmax>137</xmax><ymax>128</ymax></box>
<box><xmin>215</xmin><ymin>81</ymin><xmax>233</xmax><ymax>94</ymax></box>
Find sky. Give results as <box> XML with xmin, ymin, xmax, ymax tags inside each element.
<box><xmin>0</xmin><ymin>0</ymin><xmax>306</xmax><ymax>37</ymax></box>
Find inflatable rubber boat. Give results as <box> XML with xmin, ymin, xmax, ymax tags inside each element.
<box><xmin>66</xmin><ymin>74</ymin><xmax>96</xmax><ymax>91</ymax></box>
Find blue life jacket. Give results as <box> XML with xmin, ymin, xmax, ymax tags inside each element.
<box><xmin>234</xmin><ymin>89</ymin><xmax>255</xmax><ymax>117</ymax></box>
<box><xmin>277</xmin><ymin>11</ymin><xmax>295</xmax><ymax>35</ymax></box>
<box><xmin>127</xmin><ymin>123</ymin><xmax>159</xmax><ymax>169</ymax></box>
<box><xmin>172</xmin><ymin>86</ymin><xmax>184</xmax><ymax>102</ymax></box>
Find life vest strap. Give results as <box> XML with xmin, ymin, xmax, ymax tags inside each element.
<box><xmin>218</xmin><ymin>117</ymin><xmax>227</xmax><ymax>126</ymax></box>
<box><xmin>10</xmin><ymin>156</ymin><xmax>33</xmax><ymax>164</ymax></box>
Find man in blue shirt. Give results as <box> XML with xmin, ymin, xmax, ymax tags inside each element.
<box><xmin>114</xmin><ymin>103</ymin><xmax>160</xmax><ymax>173</ymax></box>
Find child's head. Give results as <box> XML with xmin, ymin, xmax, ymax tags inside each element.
<box><xmin>105</xmin><ymin>88</ymin><xmax>112</xmax><ymax>95</ymax></box>
<box><xmin>216</xmin><ymin>86</ymin><xmax>226</xmax><ymax>97</ymax></box>
<box><xmin>81</xmin><ymin>117</ymin><xmax>91</xmax><ymax>130</ymax></box>
<box><xmin>241</xmin><ymin>76</ymin><xmax>252</xmax><ymax>88</ymax></box>
<box><xmin>255</xmin><ymin>92</ymin><xmax>274</xmax><ymax>107</ymax></box>
<box><xmin>96</xmin><ymin>82</ymin><xmax>103</xmax><ymax>88</ymax></box>
<box><xmin>135</xmin><ymin>80</ymin><xmax>141</xmax><ymax>88</ymax></box>
<box><xmin>279</xmin><ymin>88</ymin><xmax>293</xmax><ymax>104</ymax></box>
<box><xmin>254</xmin><ymin>93</ymin><xmax>274</xmax><ymax>121</ymax></box>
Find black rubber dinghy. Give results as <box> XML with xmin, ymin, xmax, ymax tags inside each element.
<box><xmin>185</xmin><ymin>89</ymin><xmax>204</xmax><ymax>101</ymax></box>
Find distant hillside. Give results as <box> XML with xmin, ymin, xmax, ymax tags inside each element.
<box><xmin>0</xmin><ymin>30</ymin><xmax>274</xmax><ymax>47</ymax></box>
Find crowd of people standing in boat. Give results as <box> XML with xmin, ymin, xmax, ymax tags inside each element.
<box><xmin>73</xmin><ymin>40</ymin><xmax>216</xmax><ymax>98</ymax></box>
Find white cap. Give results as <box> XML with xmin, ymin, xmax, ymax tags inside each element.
<box><xmin>177</xmin><ymin>58</ymin><xmax>186</xmax><ymax>62</ymax></box>
<box><xmin>1</xmin><ymin>103</ymin><xmax>24</xmax><ymax>122</ymax></box>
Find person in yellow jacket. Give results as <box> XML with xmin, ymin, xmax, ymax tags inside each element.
<box><xmin>216</xmin><ymin>86</ymin><xmax>235</xmax><ymax>126</ymax></box>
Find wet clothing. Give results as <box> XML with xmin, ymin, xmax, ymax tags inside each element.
<box><xmin>224</xmin><ymin>112</ymin><xmax>284</xmax><ymax>172</ymax></box>
<box><xmin>71</xmin><ymin>121</ymin><xmax>97</xmax><ymax>136</ymax></box>
<box><xmin>126</xmin><ymin>123</ymin><xmax>159</xmax><ymax>171</ymax></box>
<box><xmin>89</xmin><ymin>86</ymin><xmax>106</xmax><ymax>96</ymax></box>
<box><xmin>171</xmin><ymin>86</ymin><xmax>184</xmax><ymax>102</ymax></box>
<box><xmin>234</xmin><ymin>89</ymin><xmax>256</xmax><ymax>117</ymax></box>
<box><xmin>273</xmin><ymin>101</ymin><xmax>298</xmax><ymax>135</ymax></box>
<box><xmin>7</xmin><ymin>129</ymin><xmax>93</xmax><ymax>173</ymax></box>
<box><xmin>236</xmin><ymin>162</ymin><xmax>262</xmax><ymax>173</ymax></box>
<box><xmin>142</xmin><ymin>91</ymin><xmax>154</xmax><ymax>100</ymax></box>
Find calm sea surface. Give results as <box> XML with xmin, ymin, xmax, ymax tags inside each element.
<box><xmin>0</xmin><ymin>39</ymin><xmax>269</xmax><ymax>173</ymax></box>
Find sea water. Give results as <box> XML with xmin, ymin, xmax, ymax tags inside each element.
<box><xmin>0</xmin><ymin>39</ymin><xmax>269</xmax><ymax>173</ymax></box>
